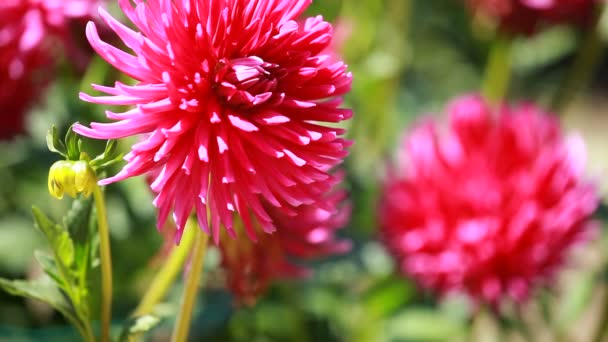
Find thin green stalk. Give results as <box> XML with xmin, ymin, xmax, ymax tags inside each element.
<box><xmin>482</xmin><ymin>35</ymin><xmax>513</xmax><ymax>104</ymax></box>
<box><xmin>593</xmin><ymin>281</ymin><xmax>608</xmax><ymax>342</ymax></box>
<box><xmin>551</xmin><ymin>6</ymin><xmax>605</xmax><ymax>115</ymax></box>
<box><xmin>171</xmin><ymin>228</ymin><xmax>209</xmax><ymax>342</ymax></box>
<box><xmin>133</xmin><ymin>221</ymin><xmax>197</xmax><ymax>317</ymax></box>
<box><xmin>67</xmin><ymin>316</ymin><xmax>95</xmax><ymax>342</ymax></box>
<box><xmin>83</xmin><ymin>323</ymin><xmax>96</xmax><ymax>342</ymax></box>
<box><xmin>93</xmin><ymin>185</ymin><xmax>112</xmax><ymax>342</ymax></box>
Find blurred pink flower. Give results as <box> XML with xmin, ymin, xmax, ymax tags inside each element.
<box><xmin>220</xmin><ymin>187</ymin><xmax>351</xmax><ymax>305</ymax></box>
<box><xmin>0</xmin><ymin>0</ymin><xmax>100</xmax><ymax>140</ymax></box>
<box><xmin>379</xmin><ymin>94</ymin><xmax>598</xmax><ymax>305</ymax></box>
<box><xmin>466</xmin><ymin>0</ymin><xmax>596</xmax><ymax>34</ymax></box>
<box><xmin>0</xmin><ymin>35</ymin><xmax>49</xmax><ymax>140</ymax></box>
<box><xmin>0</xmin><ymin>0</ymin><xmax>99</xmax><ymax>54</ymax></box>
<box><xmin>75</xmin><ymin>0</ymin><xmax>353</xmax><ymax>243</ymax></box>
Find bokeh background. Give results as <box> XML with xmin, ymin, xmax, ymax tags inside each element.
<box><xmin>2</xmin><ymin>0</ymin><xmax>608</xmax><ymax>341</ymax></box>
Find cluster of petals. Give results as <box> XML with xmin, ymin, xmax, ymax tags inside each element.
<box><xmin>0</xmin><ymin>0</ymin><xmax>100</xmax><ymax>140</ymax></box>
<box><xmin>466</xmin><ymin>0</ymin><xmax>597</xmax><ymax>35</ymax></box>
<box><xmin>220</xmin><ymin>187</ymin><xmax>351</xmax><ymax>304</ymax></box>
<box><xmin>75</xmin><ymin>0</ymin><xmax>353</xmax><ymax>243</ymax></box>
<box><xmin>379</xmin><ymin>94</ymin><xmax>598</xmax><ymax>305</ymax></box>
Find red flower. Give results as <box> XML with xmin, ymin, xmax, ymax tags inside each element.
<box><xmin>74</xmin><ymin>0</ymin><xmax>353</xmax><ymax>243</ymax></box>
<box><xmin>220</xmin><ymin>188</ymin><xmax>351</xmax><ymax>305</ymax></box>
<box><xmin>379</xmin><ymin>95</ymin><xmax>598</xmax><ymax>304</ymax></box>
<box><xmin>0</xmin><ymin>0</ymin><xmax>100</xmax><ymax>140</ymax></box>
<box><xmin>0</xmin><ymin>38</ymin><xmax>49</xmax><ymax>140</ymax></box>
<box><xmin>466</xmin><ymin>0</ymin><xmax>596</xmax><ymax>35</ymax></box>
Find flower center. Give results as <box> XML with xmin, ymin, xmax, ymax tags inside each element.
<box><xmin>214</xmin><ymin>56</ymin><xmax>280</xmax><ymax>109</ymax></box>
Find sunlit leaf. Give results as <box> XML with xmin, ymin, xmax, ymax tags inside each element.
<box><xmin>118</xmin><ymin>315</ymin><xmax>161</xmax><ymax>342</ymax></box>
<box><xmin>0</xmin><ymin>278</ymin><xmax>77</xmax><ymax>324</ymax></box>
<box><xmin>364</xmin><ymin>276</ymin><xmax>414</xmax><ymax>318</ymax></box>
<box><xmin>32</xmin><ymin>207</ymin><xmax>75</xmax><ymax>269</ymax></box>
<box><xmin>387</xmin><ymin>308</ymin><xmax>466</xmax><ymax>341</ymax></box>
<box><xmin>46</xmin><ymin>126</ymin><xmax>67</xmax><ymax>158</ymax></box>
<box><xmin>34</xmin><ymin>251</ymin><xmax>64</xmax><ymax>287</ymax></box>
<box><xmin>90</xmin><ymin>139</ymin><xmax>124</xmax><ymax>172</ymax></box>
<box><xmin>64</xmin><ymin>127</ymin><xmax>81</xmax><ymax>161</ymax></box>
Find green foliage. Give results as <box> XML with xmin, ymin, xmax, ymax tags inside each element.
<box><xmin>32</xmin><ymin>207</ymin><xmax>75</xmax><ymax>268</ymax></box>
<box><xmin>47</xmin><ymin>125</ymin><xmax>122</xmax><ymax>173</ymax></box>
<box><xmin>89</xmin><ymin>139</ymin><xmax>124</xmax><ymax>173</ymax></box>
<box><xmin>0</xmin><ymin>278</ymin><xmax>78</xmax><ymax>325</ymax></box>
<box><xmin>46</xmin><ymin>126</ymin><xmax>68</xmax><ymax>159</ymax></box>
<box><xmin>387</xmin><ymin>308</ymin><xmax>467</xmax><ymax>341</ymax></box>
<box><xmin>0</xmin><ymin>201</ymin><xmax>98</xmax><ymax>341</ymax></box>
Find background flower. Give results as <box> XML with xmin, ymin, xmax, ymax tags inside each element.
<box><xmin>220</xmin><ymin>187</ymin><xmax>351</xmax><ymax>305</ymax></box>
<box><xmin>75</xmin><ymin>0</ymin><xmax>353</xmax><ymax>243</ymax></box>
<box><xmin>0</xmin><ymin>0</ymin><xmax>100</xmax><ymax>140</ymax></box>
<box><xmin>466</xmin><ymin>0</ymin><xmax>597</xmax><ymax>35</ymax></box>
<box><xmin>379</xmin><ymin>94</ymin><xmax>599</xmax><ymax>305</ymax></box>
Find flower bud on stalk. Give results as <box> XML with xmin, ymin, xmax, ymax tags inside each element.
<box><xmin>48</xmin><ymin>160</ymin><xmax>96</xmax><ymax>199</ymax></box>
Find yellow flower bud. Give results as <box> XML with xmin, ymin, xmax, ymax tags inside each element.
<box><xmin>48</xmin><ymin>160</ymin><xmax>97</xmax><ymax>199</ymax></box>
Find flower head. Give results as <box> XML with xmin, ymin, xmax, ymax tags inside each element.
<box><xmin>0</xmin><ymin>0</ymin><xmax>100</xmax><ymax>54</ymax></box>
<box><xmin>466</xmin><ymin>0</ymin><xmax>596</xmax><ymax>35</ymax></box>
<box><xmin>379</xmin><ymin>94</ymin><xmax>598</xmax><ymax>305</ymax></box>
<box><xmin>0</xmin><ymin>45</ymin><xmax>48</xmax><ymax>140</ymax></box>
<box><xmin>220</xmin><ymin>187</ymin><xmax>351</xmax><ymax>305</ymax></box>
<box><xmin>75</xmin><ymin>0</ymin><xmax>353</xmax><ymax>243</ymax></box>
<box><xmin>0</xmin><ymin>0</ymin><xmax>100</xmax><ymax>140</ymax></box>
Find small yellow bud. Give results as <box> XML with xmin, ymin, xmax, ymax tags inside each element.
<box><xmin>48</xmin><ymin>160</ymin><xmax>97</xmax><ymax>199</ymax></box>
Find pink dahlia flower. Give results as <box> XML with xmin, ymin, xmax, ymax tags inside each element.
<box><xmin>0</xmin><ymin>0</ymin><xmax>100</xmax><ymax>53</ymax></box>
<box><xmin>220</xmin><ymin>188</ymin><xmax>351</xmax><ymax>305</ymax></box>
<box><xmin>0</xmin><ymin>0</ymin><xmax>100</xmax><ymax>64</ymax></box>
<box><xmin>379</xmin><ymin>94</ymin><xmax>598</xmax><ymax>305</ymax></box>
<box><xmin>0</xmin><ymin>36</ymin><xmax>49</xmax><ymax>140</ymax></box>
<box><xmin>466</xmin><ymin>0</ymin><xmax>596</xmax><ymax>35</ymax></box>
<box><xmin>75</xmin><ymin>0</ymin><xmax>353</xmax><ymax>243</ymax></box>
<box><xmin>0</xmin><ymin>0</ymin><xmax>100</xmax><ymax>140</ymax></box>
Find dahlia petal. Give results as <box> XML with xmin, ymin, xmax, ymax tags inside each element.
<box><xmin>283</xmin><ymin>149</ymin><xmax>306</xmax><ymax>166</ymax></box>
<box><xmin>98</xmin><ymin>7</ymin><xmax>144</xmax><ymax>53</ymax></box>
<box><xmin>254</xmin><ymin>110</ymin><xmax>290</xmax><ymax>125</ymax></box>
<box><xmin>228</xmin><ymin>114</ymin><xmax>258</xmax><ymax>132</ymax></box>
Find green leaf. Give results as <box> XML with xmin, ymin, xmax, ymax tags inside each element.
<box><xmin>90</xmin><ymin>139</ymin><xmax>124</xmax><ymax>172</ymax></box>
<box><xmin>556</xmin><ymin>272</ymin><xmax>595</xmax><ymax>329</ymax></box>
<box><xmin>34</xmin><ymin>251</ymin><xmax>64</xmax><ymax>287</ymax></box>
<box><xmin>65</xmin><ymin>127</ymin><xmax>81</xmax><ymax>161</ymax></box>
<box><xmin>0</xmin><ymin>278</ymin><xmax>77</xmax><ymax>323</ymax></box>
<box><xmin>104</xmin><ymin>139</ymin><xmax>117</xmax><ymax>158</ymax></box>
<box><xmin>387</xmin><ymin>308</ymin><xmax>466</xmax><ymax>342</ymax></box>
<box><xmin>46</xmin><ymin>126</ymin><xmax>67</xmax><ymax>158</ymax></box>
<box><xmin>119</xmin><ymin>315</ymin><xmax>161</xmax><ymax>342</ymax></box>
<box><xmin>32</xmin><ymin>207</ymin><xmax>75</xmax><ymax>269</ymax></box>
<box><xmin>363</xmin><ymin>277</ymin><xmax>414</xmax><ymax>318</ymax></box>
<box><xmin>63</xmin><ymin>196</ymin><xmax>94</xmax><ymax>246</ymax></box>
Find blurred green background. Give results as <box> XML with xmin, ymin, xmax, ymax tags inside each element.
<box><xmin>2</xmin><ymin>0</ymin><xmax>608</xmax><ymax>341</ymax></box>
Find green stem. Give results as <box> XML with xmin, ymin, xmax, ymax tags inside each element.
<box><xmin>593</xmin><ymin>281</ymin><xmax>608</xmax><ymax>342</ymax></box>
<box><xmin>68</xmin><ymin>316</ymin><xmax>95</xmax><ymax>342</ymax></box>
<box><xmin>171</xmin><ymin>228</ymin><xmax>209</xmax><ymax>342</ymax></box>
<box><xmin>84</xmin><ymin>323</ymin><xmax>96</xmax><ymax>342</ymax></box>
<box><xmin>482</xmin><ymin>35</ymin><xmax>513</xmax><ymax>104</ymax></box>
<box><xmin>93</xmin><ymin>185</ymin><xmax>112</xmax><ymax>342</ymax></box>
<box><xmin>551</xmin><ymin>6</ymin><xmax>605</xmax><ymax>115</ymax></box>
<box><xmin>133</xmin><ymin>220</ymin><xmax>197</xmax><ymax>317</ymax></box>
